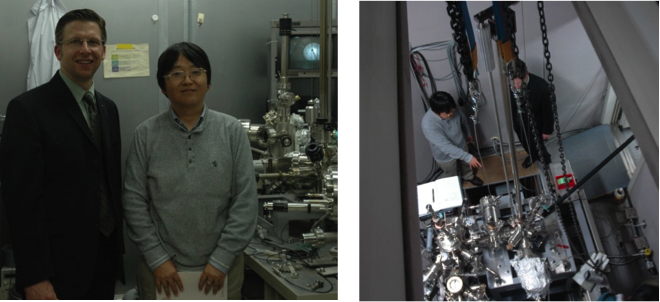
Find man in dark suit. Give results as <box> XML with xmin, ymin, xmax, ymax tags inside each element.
<box><xmin>507</xmin><ymin>58</ymin><xmax>554</xmax><ymax>168</ymax></box>
<box><xmin>0</xmin><ymin>9</ymin><xmax>124</xmax><ymax>299</ymax></box>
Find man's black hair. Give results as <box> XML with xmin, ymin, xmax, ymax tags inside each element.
<box><xmin>157</xmin><ymin>42</ymin><xmax>212</xmax><ymax>93</ymax></box>
<box><xmin>429</xmin><ymin>91</ymin><xmax>456</xmax><ymax>115</ymax></box>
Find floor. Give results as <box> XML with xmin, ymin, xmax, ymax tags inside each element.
<box><xmin>588</xmin><ymin>193</ymin><xmax>656</xmax><ymax>299</ymax></box>
<box><xmin>466</xmin><ymin>149</ymin><xmax>537</xmax><ymax>189</ymax></box>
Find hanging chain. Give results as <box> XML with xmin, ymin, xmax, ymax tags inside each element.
<box><xmin>538</xmin><ymin>1</ymin><xmax>568</xmax><ymax>193</ymax></box>
<box><xmin>504</xmin><ymin>4</ymin><xmax>519</xmax><ymax>58</ymax></box>
<box><xmin>520</xmin><ymin>86</ymin><xmax>560</xmax><ymax>219</ymax></box>
<box><xmin>513</xmin><ymin>78</ymin><xmax>567</xmax><ymax>239</ymax></box>
<box><xmin>538</xmin><ymin>1</ymin><xmax>587</xmax><ymax>257</ymax></box>
<box><xmin>566</xmin><ymin>190</ymin><xmax>589</xmax><ymax>260</ymax></box>
<box><xmin>446</xmin><ymin>1</ymin><xmax>474</xmax><ymax>82</ymax></box>
<box><xmin>515</xmin><ymin>81</ymin><xmax>558</xmax><ymax>202</ymax></box>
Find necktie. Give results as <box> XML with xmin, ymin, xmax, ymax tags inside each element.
<box><xmin>83</xmin><ymin>91</ymin><xmax>116</xmax><ymax>237</ymax></box>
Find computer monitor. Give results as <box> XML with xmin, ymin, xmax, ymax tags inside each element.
<box><xmin>287</xmin><ymin>32</ymin><xmax>337</xmax><ymax>76</ymax></box>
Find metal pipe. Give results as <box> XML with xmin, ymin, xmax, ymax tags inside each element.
<box><xmin>488</xmin><ymin>70</ymin><xmax>512</xmax><ymax>198</ymax></box>
<box><xmin>302</xmin><ymin>231</ymin><xmax>337</xmax><ymax>244</ymax></box>
<box><xmin>251</xmin><ymin>147</ymin><xmax>267</xmax><ymax>155</ymax></box>
<box><xmin>497</xmin><ymin>57</ymin><xmax>523</xmax><ymax>220</ymax></box>
<box><xmin>426</xmin><ymin>228</ymin><xmax>434</xmax><ymax>252</ymax></box>
<box><xmin>303</xmin><ymin>199</ymin><xmax>331</xmax><ymax>204</ymax></box>
<box><xmin>264</xmin><ymin>202</ymin><xmax>327</xmax><ymax>212</ymax></box>
<box><xmin>279</xmin><ymin>14</ymin><xmax>291</xmax><ymax>92</ymax></box>
<box><xmin>319</xmin><ymin>0</ymin><xmax>328</xmax><ymax>121</ymax></box>
<box><xmin>259</xmin><ymin>172</ymin><xmax>287</xmax><ymax>179</ymax></box>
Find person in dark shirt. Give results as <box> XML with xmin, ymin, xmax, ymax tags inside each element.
<box><xmin>507</xmin><ymin>58</ymin><xmax>553</xmax><ymax>168</ymax></box>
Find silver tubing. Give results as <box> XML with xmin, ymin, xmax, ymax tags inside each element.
<box><xmin>497</xmin><ymin>57</ymin><xmax>523</xmax><ymax>220</ymax></box>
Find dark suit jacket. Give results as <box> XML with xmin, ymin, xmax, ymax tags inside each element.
<box><xmin>0</xmin><ymin>72</ymin><xmax>125</xmax><ymax>298</ymax></box>
<box><xmin>508</xmin><ymin>72</ymin><xmax>555</xmax><ymax>136</ymax></box>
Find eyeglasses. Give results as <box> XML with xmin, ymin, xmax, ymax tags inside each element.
<box><xmin>163</xmin><ymin>68</ymin><xmax>207</xmax><ymax>83</ymax></box>
<box><xmin>60</xmin><ymin>38</ymin><xmax>105</xmax><ymax>49</ymax></box>
<box><xmin>439</xmin><ymin>108</ymin><xmax>455</xmax><ymax>119</ymax></box>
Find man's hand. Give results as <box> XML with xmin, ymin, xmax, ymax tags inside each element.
<box><xmin>198</xmin><ymin>263</ymin><xmax>226</xmax><ymax>295</ymax></box>
<box><xmin>542</xmin><ymin>134</ymin><xmax>551</xmax><ymax>140</ymax></box>
<box><xmin>469</xmin><ymin>156</ymin><xmax>482</xmax><ymax>169</ymax></box>
<box><xmin>25</xmin><ymin>280</ymin><xmax>57</xmax><ymax>300</ymax></box>
<box><xmin>467</xmin><ymin>135</ymin><xmax>474</xmax><ymax>143</ymax></box>
<box><xmin>153</xmin><ymin>260</ymin><xmax>184</xmax><ymax>298</ymax></box>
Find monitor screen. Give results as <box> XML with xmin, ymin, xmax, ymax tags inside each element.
<box><xmin>289</xmin><ymin>36</ymin><xmax>320</xmax><ymax>70</ymax></box>
<box><xmin>288</xmin><ymin>34</ymin><xmax>338</xmax><ymax>71</ymax></box>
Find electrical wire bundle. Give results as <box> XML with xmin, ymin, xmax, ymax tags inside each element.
<box><xmin>247</xmin><ymin>236</ymin><xmax>335</xmax><ymax>294</ymax></box>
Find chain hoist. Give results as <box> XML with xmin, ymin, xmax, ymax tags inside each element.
<box><xmin>508</xmin><ymin>65</ymin><xmax>569</xmax><ymax>254</ymax></box>
<box><xmin>447</xmin><ymin>1</ymin><xmax>482</xmax><ymax>122</ymax></box>
<box><xmin>446</xmin><ymin>1</ymin><xmax>475</xmax><ymax>82</ymax></box>
<box><xmin>538</xmin><ymin>1</ymin><xmax>588</xmax><ymax>258</ymax></box>
<box><xmin>504</xmin><ymin>4</ymin><xmax>519</xmax><ymax>59</ymax></box>
<box><xmin>538</xmin><ymin>1</ymin><xmax>568</xmax><ymax>191</ymax></box>
<box><xmin>510</xmin><ymin>77</ymin><xmax>558</xmax><ymax>203</ymax></box>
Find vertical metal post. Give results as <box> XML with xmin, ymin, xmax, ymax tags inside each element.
<box><xmin>158</xmin><ymin>0</ymin><xmax>170</xmax><ymax>113</ymax></box>
<box><xmin>318</xmin><ymin>0</ymin><xmax>331</xmax><ymax>146</ymax></box>
<box><xmin>319</xmin><ymin>0</ymin><xmax>328</xmax><ymax>120</ymax></box>
<box><xmin>497</xmin><ymin>57</ymin><xmax>523</xmax><ymax>219</ymax></box>
<box><xmin>487</xmin><ymin>70</ymin><xmax>512</xmax><ymax>199</ymax></box>
<box><xmin>278</xmin><ymin>14</ymin><xmax>291</xmax><ymax>93</ymax></box>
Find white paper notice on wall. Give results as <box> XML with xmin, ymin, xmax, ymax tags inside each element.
<box><xmin>155</xmin><ymin>271</ymin><xmax>227</xmax><ymax>300</ymax></box>
<box><xmin>103</xmin><ymin>43</ymin><xmax>150</xmax><ymax>78</ymax></box>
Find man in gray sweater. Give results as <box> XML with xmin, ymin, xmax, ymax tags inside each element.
<box><xmin>422</xmin><ymin>91</ymin><xmax>483</xmax><ymax>186</ymax></box>
<box><xmin>123</xmin><ymin>42</ymin><xmax>257</xmax><ymax>299</ymax></box>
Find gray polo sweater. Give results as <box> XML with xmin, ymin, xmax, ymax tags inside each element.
<box><xmin>122</xmin><ymin>106</ymin><xmax>257</xmax><ymax>274</ymax></box>
<box><xmin>421</xmin><ymin>108</ymin><xmax>473</xmax><ymax>164</ymax></box>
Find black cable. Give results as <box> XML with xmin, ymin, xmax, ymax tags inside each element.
<box><xmin>251</xmin><ymin>237</ymin><xmax>336</xmax><ymax>294</ymax></box>
<box><xmin>250</xmin><ymin>252</ymin><xmax>279</xmax><ymax>262</ymax></box>
<box><xmin>247</xmin><ymin>242</ymin><xmax>277</xmax><ymax>252</ymax></box>
<box><xmin>260</xmin><ymin>237</ymin><xmax>317</xmax><ymax>266</ymax></box>
<box><xmin>412</xmin><ymin>51</ymin><xmax>437</xmax><ymax>93</ymax></box>
<box><xmin>419</xmin><ymin>157</ymin><xmax>438</xmax><ymax>185</ymax></box>
<box><xmin>544</xmin><ymin>135</ymin><xmax>636</xmax><ymax>217</ymax></box>
<box><xmin>286</xmin><ymin>248</ymin><xmax>313</xmax><ymax>263</ymax></box>
<box><xmin>410</xmin><ymin>54</ymin><xmax>430</xmax><ymax>103</ymax></box>
<box><xmin>261</xmin><ymin>238</ymin><xmax>286</xmax><ymax>250</ymax></box>
<box><xmin>431</xmin><ymin>167</ymin><xmax>443</xmax><ymax>181</ymax></box>
<box><xmin>277</xmin><ymin>222</ymin><xmax>291</xmax><ymax>243</ymax></box>
<box><xmin>583</xmin><ymin>257</ymin><xmax>607</xmax><ymax>276</ymax></box>
<box><xmin>280</xmin><ymin>273</ymin><xmax>335</xmax><ymax>293</ymax></box>
<box><xmin>609</xmin><ymin>256</ymin><xmax>643</xmax><ymax>266</ymax></box>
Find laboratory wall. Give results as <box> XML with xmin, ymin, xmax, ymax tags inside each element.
<box><xmin>407</xmin><ymin>1</ymin><xmax>609</xmax><ymax>183</ymax></box>
<box><xmin>0</xmin><ymin>0</ymin><xmax>331</xmax><ymax>296</ymax></box>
